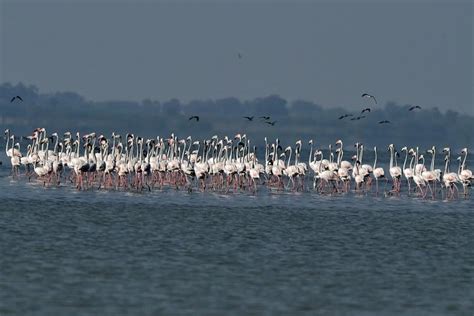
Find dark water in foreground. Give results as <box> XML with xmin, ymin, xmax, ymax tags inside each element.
<box><xmin>1</xmin><ymin>167</ymin><xmax>473</xmax><ymax>315</ymax></box>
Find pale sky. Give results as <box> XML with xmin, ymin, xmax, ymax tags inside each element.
<box><xmin>1</xmin><ymin>0</ymin><xmax>472</xmax><ymax>114</ymax></box>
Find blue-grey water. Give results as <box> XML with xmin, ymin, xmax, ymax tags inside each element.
<box><xmin>1</xmin><ymin>153</ymin><xmax>473</xmax><ymax>315</ymax></box>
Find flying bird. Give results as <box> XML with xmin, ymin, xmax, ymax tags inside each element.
<box><xmin>265</xmin><ymin>121</ymin><xmax>277</xmax><ymax>126</ymax></box>
<box><xmin>189</xmin><ymin>116</ymin><xmax>199</xmax><ymax>121</ymax></box>
<box><xmin>378</xmin><ymin>120</ymin><xmax>391</xmax><ymax>124</ymax></box>
<box><xmin>351</xmin><ymin>116</ymin><xmax>366</xmax><ymax>121</ymax></box>
<box><xmin>243</xmin><ymin>116</ymin><xmax>254</xmax><ymax>121</ymax></box>
<box><xmin>259</xmin><ymin>116</ymin><xmax>270</xmax><ymax>120</ymax></box>
<box><xmin>361</xmin><ymin>108</ymin><xmax>371</xmax><ymax>114</ymax></box>
<box><xmin>338</xmin><ymin>114</ymin><xmax>353</xmax><ymax>120</ymax></box>
<box><xmin>409</xmin><ymin>105</ymin><xmax>421</xmax><ymax>111</ymax></box>
<box><xmin>10</xmin><ymin>96</ymin><xmax>23</xmax><ymax>103</ymax></box>
<box><xmin>361</xmin><ymin>93</ymin><xmax>377</xmax><ymax>104</ymax></box>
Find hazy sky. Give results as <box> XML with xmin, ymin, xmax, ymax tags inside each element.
<box><xmin>1</xmin><ymin>0</ymin><xmax>472</xmax><ymax>114</ymax></box>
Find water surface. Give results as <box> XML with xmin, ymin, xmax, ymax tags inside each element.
<box><xmin>0</xmin><ymin>165</ymin><xmax>473</xmax><ymax>315</ymax></box>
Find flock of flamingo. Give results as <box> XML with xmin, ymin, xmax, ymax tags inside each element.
<box><xmin>3</xmin><ymin>128</ymin><xmax>473</xmax><ymax>199</ymax></box>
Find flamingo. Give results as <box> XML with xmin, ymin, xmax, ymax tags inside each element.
<box><xmin>353</xmin><ymin>160</ymin><xmax>365</xmax><ymax>193</ymax></box>
<box><xmin>421</xmin><ymin>146</ymin><xmax>438</xmax><ymax>199</ymax></box>
<box><xmin>372</xmin><ymin>146</ymin><xmax>386</xmax><ymax>195</ymax></box>
<box><xmin>413</xmin><ymin>154</ymin><xmax>427</xmax><ymax>197</ymax></box>
<box><xmin>458</xmin><ymin>148</ymin><xmax>473</xmax><ymax>196</ymax></box>
<box><xmin>358</xmin><ymin>144</ymin><xmax>373</xmax><ymax>190</ymax></box>
<box><xmin>335</xmin><ymin>140</ymin><xmax>352</xmax><ymax>170</ymax></box>
<box><xmin>401</xmin><ymin>147</ymin><xmax>414</xmax><ymax>195</ymax></box>
<box><xmin>248</xmin><ymin>147</ymin><xmax>260</xmax><ymax>193</ymax></box>
<box><xmin>283</xmin><ymin>146</ymin><xmax>299</xmax><ymax>190</ymax></box>
<box><xmin>4</xmin><ymin>129</ymin><xmax>21</xmax><ymax>158</ymax></box>
<box><xmin>388</xmin><ymin>144</ymin><xmax>402</xmax><ymax>193</ymax></box>
<box><xmin>441</xmin><ymin>148</ymin><xmax>459</xmax><ymax>199</ymax></box>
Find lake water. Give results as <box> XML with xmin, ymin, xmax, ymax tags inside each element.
<box><xmin>0</xmin><ymin>153</ymin><xmax>473</xmax><ymax>315</ymax></box>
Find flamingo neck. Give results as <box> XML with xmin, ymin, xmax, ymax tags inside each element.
<box><xmin>287</xmin><ymin>148</ymin><xmax>292</xmax><ymax>167</ymax></box>
<box><xmin>264</xmin><ymin>141</ymin><xmax>268</xmax><ymax>165</ymax></box>
<box><xmin>389</xmin><ymin>148</ymin><xmax>394</xmax><ymax>169</ymax></box>
<box><xmin>462</xmin><ymin>150</ymin><xmax>468</xmax><ymax>171</ymax></box>
<box><xmin>5</xmin><ymin>131</ymin><xmax>10</xmax><ymax>154</ymax></box>
<box><xmin>430</xmin><ymin>149</ymin><xmax>435</xmax><ymax>171</ymax></box>
<box><xmin>444</xmin><ymin>154</ymin><xmax>449</xmax><ymax>174</ymax></box>
<box><xmin>409</xmin><ymin>155</ymin><xmax>415</xmax><ymax>170</ymax></box>
<box><xmin>53</xmin><ymin>135</ymin><xmax>59</xmax><ymax>153</ymax></box>
<box><xmin>403</xmin><ymin>150</ymin><xmax>408</xmax><ymax>170</ymax></box>
<box><xmin>337</xmin><ymin>147</ymin><xmax>342</xmax><ymax>166</ymax></box>
<box><xmin>373</xmin><ymin>147</ymin><xmax>377</xmax><ymax>169</ymax></box>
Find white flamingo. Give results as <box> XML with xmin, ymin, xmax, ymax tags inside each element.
<box><xmin>401</xmin><ymin>147</ymin><xmax>414</xmax><ymax>194</ymax></box>
<box><xmin>458</xmin><ymin>148</ymin><xmax>473</xmax><ymax>196</ymax></box>
<box><xmin>388</xmin><ymin>144</ymin><xmax>402</xmax><ymax>193</ymax></box>
<box><xmin>372</xmin><ymin>146</ymin><xmax>386</xmax><ymax>195</ymax></box>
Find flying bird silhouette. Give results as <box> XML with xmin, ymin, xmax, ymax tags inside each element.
<box><xmin>378</xmin><ymin>120</ymin><xmax>391</xmax><ymax>124</ymax></box>
<box><xmin>361</xmin><ymin>108</ymin><xmax>371</xmax><ymax>114</ymax></box>
<box><xmin>265</xmin><ymin>121</ymin><xmax>277</xmax><ymax>126</ymax></box>
<box><xmin>409</xmin><ymin>105</ymin><xmax>421</xmax><ymax>111</ymax></box>
<box><xmin>259</xmin><ymin>116</ymin><xmax>271</xmax><ymax>120</ymax></box>
<box><xmin>189</xmin><ymin>116</ymin><xmax>199</xmax><ymax>121</ymax></box>
<box><xmin>10</xmin><ymin>96</ymin><xmax>23</xmax><ymax>102</ymax></box>
<box><xmin>243</xmin><ymin>116</ymin><xmax>254</xmax><ymax>121</ymax></box>
<box><xmin>338</xmin><ymin>114</ymin><xmax>353</xmax><ymax>120</ymax></box>
<box><xmin>361</xmin><ymin>93</ymin><xmax>377</xmax><ymax>104</ymax></box>
<box><xmin>351</xmin><ymin>116</ymin><xmax>366</xmax><ymax>121</ymax></box>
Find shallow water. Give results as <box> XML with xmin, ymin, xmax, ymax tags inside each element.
<box><xmin>0</xmin><ymin>163</ymin><xmax>473</xmax><ymax>315</ymax></box>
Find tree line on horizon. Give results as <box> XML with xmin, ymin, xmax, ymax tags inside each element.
<box><xmin>0</xmin><ymin>82</ymin><xmax>472</xmax><ymax>149</ymax></box>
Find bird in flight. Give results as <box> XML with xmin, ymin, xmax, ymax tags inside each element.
<box><xmin>260</xmin><ymin>116</ymin><xmax>271</xmax><ymax>120</ymax></box>
<box><xmin>361</xmin><ymin>93</ymin><xmax>377</xmax><ymax>104</ymax></box>
<box><xmin>378</xmin><ymin>120</ymin><xmax>391</xmax><ymax>124</ymax></box>
<box><xmin>338</xmin><ymin>114</ymin><xmax>353</xmax><ymax>120</ymax></box>
<box><xmin>243</xmin><ymin>116</ymin><xmax>254</xmax><ymax>121</ymax></box>
<box><xmin>265</xmin><ymin>121</ymin><xmax>277</xmax><ymax>126</ymax></box>
<box><xmin>351</xmin><ymin>116</ymin><xmax>366</xmax><ymax>121</ymax></box>
<box><xmin>409</xmin><ymin>105</ymin><xmax>421</xmax><ymax>111</ymax></box>
<box><xmin>189</xmin><ymin>116</ymin><xmax>199</xmax><ymax>121</ymax></box>
<box><xmin>10</xmin><ymin>96</ymin><xmax>23</xmax><ymax>103</ymax></box>
<box><xmin>361</xmin><ymin>108</ymin><xmax>371</xmax><ymax>114</ymax></box>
